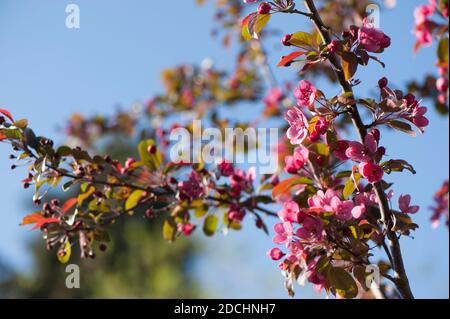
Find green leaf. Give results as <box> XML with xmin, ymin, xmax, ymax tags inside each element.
<box><xmin>343</xmin><ymin>179</ymin><xmax>356</xmax><ymax>200</ymax></box>
<box><xmin>13</xmin><ymin>119</ymin><xmax>28</xmax><ymax>129</ymax></box>
<box><xmin>57</xmin><ymin>239</ymin><xmax>71</xmax><ymax>264</ymax></box>
<box><xmin>290</xmin><ymin>31</ymin><xmax>313</xmax><ymax>47</ymax></box>
<box><xmin>387</xmin><ymin>120</ymin><xmax>416</xmax><ymax>136</ymax></box>
<box><xmin>63</xmin><ymin>180</ymin><xmax>75</xmax><ymax>192</ymax></box>
<box><xmin>327</xmin><ymin>267</ymin><xmax>358</xmax><ymax>299</ymax></box>
<box><xmin>438</xmin><ymin>37</ymin><xmax>449</xmax><ymax>64</ymax></box>
<box><xmin>341</xmin><ymin>52</ymin><xmax>358</xmax><ymax>81</ymax></box>
<box><xmin>163</xmin><ymin>218</ymin><xmax>177</xmax><ymax>242</ymax></box>
<box><xmin>343</xmin><ymin>168</ymin><xmax>361</xmax><ymax>200</ymax></box>
<box><xmin>203</xmin><ymin>215</ymin><xmax>219</xmax><ymax>237</ymax></box>
<box><xmin>241</xmin><ymin>12</ymin><xmax>257</xmax><ymax>40</ymax></box>
<box><xmin>381</xmin><ymin>159</ymin><xmax>416</xmax><ymax>175</ymax></box>
<box><xmin>253</xmin><ymin>13</ymin><xmax>270</xmax><ymax>37</ymax></box>
<box><xmin>0</xmin><ymin>128</ymin><xmax>22</xmax><ymax>140</ymax></box>
<box><xmin>138</xmin><ymin>139</ymin><xmax>162</xmax><ymax>171</ymax></box>
<box><xmin>125</xmin><ymin>190</ymin><xmax>145</xmax><ymax>211</ymax></box>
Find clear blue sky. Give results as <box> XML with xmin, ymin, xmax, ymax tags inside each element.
<box><xmin>0</xmin><ymin>0</ymin><xmax>448</xmax><ymax>298</ymax></box>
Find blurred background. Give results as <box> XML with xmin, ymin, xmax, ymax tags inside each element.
<box><xmin>0</xmin><ymin>0</ymin><xmax>448</xmax><ymax>298</ymax></box>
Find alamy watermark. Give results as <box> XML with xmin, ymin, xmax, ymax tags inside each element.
<box><xmin>65</xmin><ymin>4</ymin><xmax>80</xmax><ymax>29</ymax></box>
<box><xmin>169</xmin><ymin>120</ymin><xmax>279</xmax><ymax>175</ymax></box>
<box><xmin>65</xmin><ymin>264</ymin><xmax>80</xmax><ymax>289</ymax></box>
<box><xmin>366</xmin><ymin>4</ymin><xmax>381</xmax><ymax>28</ymax></box>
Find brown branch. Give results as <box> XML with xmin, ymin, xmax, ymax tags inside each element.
<box><xmin>303</xmin><ymin>0</ymin><xmax>414</xmax><ymax>299</ymax></box>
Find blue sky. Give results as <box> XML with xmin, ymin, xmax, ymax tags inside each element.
<box><xmin>0</xmin><ymin>0</ymin><xmax>448</xmax><ymax>298</ymax></box>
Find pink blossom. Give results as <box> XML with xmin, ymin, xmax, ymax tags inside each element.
<box><xmin>287</xmin><ymin>240</ymin><xmax>304</xmax><ymax>256</ymax></box>
<box><xmin>330</xmin><ymin>197</ymin><xmax>354</xmax><ymax>221</ymax></box>
<box><xmin>285</xmin><ymin>107</ymin><xmax>309</xmax><ymax>145</ymax></box>
<box><xmin>306</xmin><ymin>258</ymin><xmax>326</xmax><ymax>292</ymax></box>
<box><xmin>351</xmin><ymin>205</ymin><xmax>366</xmax><ymax>219</ymax></box>
<box><xmin>178</xmin><ymin>223</ymin><xmax>196</xmax><ymax>236</ymax></box>
<box><xmin>309</xmin><ymin>117</ymin><xmax>329</xmax><ymax>142</ymax></box>
<box><xmin>267</xmin><ymin>248</ymin><xmax>285</xmax><ymax>261</ymax></box>
<box><xmin>217</xmin><ymin>159</ymin><xmax>234</xmax><ymax>177</ymax></box>
<box><xmin>410</xmin><ymin>105</ymin><xmax>430</xmax><ymax>130</ymax></box>
<box><xmin>263</xmin><ymin>87</ymin><xmax>283</xmax><ymax>109</ymax></box>
<box><xmin>308</xmin><ymin>189</ymin><xmax>339</xmax><ymax>212</ymax></box>
<box><xmin>229</xmin><ymin>167</ymin><xmax>255</xmax><ymax>195</ymax></box>
<box><xmin>327</xmin><ymin>39</ymin><xmax>339</xmax><ymax>53</ymax></box>
<box><xmin>399</xmin><ymin>194</ymin><xmax>420</xmax><ymax>214</ymax></box>
<box><xmin>358</xmin><ymin>24</ymin><xmax>391</xmax><ymax>53</ymax></box>
<box><xmin>228</xmin><ymin>204</ymin><xmax>246</xmax><ymax>223</ymax></box>
<box><xmin>273</xmin><ymin>222</ymin><xmax>294</xmax><ymax>245</ymax></box>
<box><xmin>436</xmin><ymin>77</ymin><xmax>449</xmax><ymax>92</ymax></box>
<box><xmin>178</xmin><ymin>171</ymin><xmax>205</xmax><ymax>200</ymax></box>
<box><xmin>284</xmin><ymin>146</ymin><xmax>309</xmax><ymax>174</ymax></box>
<box><xmin>278</xmin><ymin>200</ymin><xmax>306</xmax><ymax>223</ymax></box>
<box><xmin>414</xmin><ymin>4</ymin><xmax>435</xmax><ymax>25</ymax></box>
<box><xmin>359</xmin><ymin>161</ymin><xmax>384</xmax><ymax>183</ymax></box>
<box><xmin>334</xmin><ymin>141</ymin><xmax>350</xmax><ymax>161</ymax></box>
<box><xmin>294</xmin><ymin>80</ymin><xmax>317</xmax><ymax>107</ymax></box>
<box><xmin>430</xmin><ymin>181</ymin><xmax>449</xmax><ymax>228</ymax></box>
<box><xmin>345</xmin><ymin>131</ymin><xmax>378</xmax><ymax>162</ymax></box>
<box><xmin>415</xmin><ymin>24</ymin><xmax>433</xmax><ymax>47</ymax></box>
<box><xmin>296</xmin><ymin>216</ymin><xmax>324</xmax><ymax>242</ymax></box>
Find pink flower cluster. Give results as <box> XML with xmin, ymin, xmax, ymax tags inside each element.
<box><xmin>414</xmin><ymin>0</ymin><xmax>438</xmax><ymax>47</ymax></box>
<box><xmin>263</xmin><ymin>87</ymin><xmax>284</xmax><ymax>111</ymax></box>
<box><xmin>334</xmin><ymin>129</ymin><xmax>385</xmax><ymax>184</ymax></box>
<box><xmin>294</xmin><ymin>80</ymin><xmax>317</xmax><ymax>107</ymax></box>
<box><xmin>178</xmin><ymin>170</ymin><xmax>206</xmax><ymax>201</ymax></box>
<box><xmin>401</xmin><ymin>93</ymin><xmax>430</xmax><ymax>131</ymax></box>
<box><xmin>358</xmin><ymin>20</ymin><xmax>391</xmax><ymax>53</ymax></box>
<box><xmin>266</xmin><ymin>186</ymin><xmax>388</xmax><ymax>291</ymax></box>
<box><xmin>430</xmin><ymin>181</ymin><xmax>449</xmax><ymax>228</ymax></box>
<box><xmin>284</xmin><ymin>146</ymin><xmax>309</xmax><ymax>174</ymax></box>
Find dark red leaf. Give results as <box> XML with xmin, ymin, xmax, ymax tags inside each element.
<box><xmin>277</xmin><ymin>51</ymin><xmax>305</xmax><ymax>67</ymax></box>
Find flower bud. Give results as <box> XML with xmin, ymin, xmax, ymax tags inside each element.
<box><xmin>436</xmin><ymin>77</ymin><xmax>449</xmax><ymax>92</ymax></box>
<box><xmin>282</xmin><ymin>34</ymin><xmax>292</xmax><ymax>46</ymax></box>
<box><xmin>378</xmin><ymin>77</ymin><xmax>388</xmax><ymax>88</ymax></box>
<box><xmin>258</xmin><ymin>2</ymin><xmax>271</xmax><ymax>15</ymax></box>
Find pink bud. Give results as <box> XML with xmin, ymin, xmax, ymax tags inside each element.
<box><xmin>267</xmin><ymin>248</ymin><xmax>285</xmax><ymax>261</ymax></box>
<box><xmin>282</xmin><ymin>34</ymin><xmax>292</xmax><ymax>46</ymax></box>
<box><xmin>436</xmin><ymin>77</ymin><xmax>449</xmax><ymax>92</ymax></box>
<box><xmin>258</xmin><ymin>2</ymin><xmax>271</xmax><ymax>15</ymax></box>
<box><xmin>378</xmin><ymin>77</ymin><xmax>388</xmax><ymax>88</ymax></box>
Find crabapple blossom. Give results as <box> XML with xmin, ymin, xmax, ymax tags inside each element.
<box><xmin>359</xmin><ymin>161</ymin><xmax>384</xmax><ymax>184</ymax></box>
<box><xmin>273</xmin><ymin>222</ymin><xmax>294</xmax><ymax>245</ymax></box>
<box><xmin>284</xmin><ymin>146</ymin><xmax>309</xmax><ymax>174</ymax></box>
<box><xmin>217</xmin><ymin>159</ymin><xmax>234</xmax><ymax>177</ymax></box>
<box><xmin>278</xmin><ymin>200</ymin><xmax>306</xmax><ymax>223</ymax></box>
<box><xmin>358</xmin><ymin>22</ymin><xmax>391</xmax><ymax>53</ymax></box>
<box><xmin>430</xmin><ymin>181</ymin><xmax>449</xmax><ymax>228</ymax></box>
<box><xmin>399</xmin><ymin>194</ymin><xmax>420</xmax><ymax>214</ymax></box>
<box><xmin>285</xmin><ymin>107</ymin><xmax>309</xmax><ymax>145</ymax></box>
<box><xmin>294</xmin><ymin>80</ymin><xmax>317</xmax><ymax>107</ymax></box>
<box><xmin>178</xmin><ymin>170</ymin><xmax>205</xmax><ymax>201</ymax></box>
<box><xmin>309</xmin><ymin>117</ymin><xmax>329</xmax><ymax>142</ymax></box>
<box><xmin>296</xmin><ymin>216</ymin><xmax>324</xmax><ymax>242</ymax></box>
<box><xmin>267</xmin><ymin>248</ymin><xmax>285</xmax><ymax>261</ymax></box>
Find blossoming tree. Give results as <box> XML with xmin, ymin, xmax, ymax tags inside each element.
<box><xmin>1</xmin><ymin>0</ymin><xmax>448</xmax><ymax>299</ymax></box>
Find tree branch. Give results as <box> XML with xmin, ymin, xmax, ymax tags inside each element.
<box><xmin>303</xmin><ymin>0</ymin><xmax>414</xmax><ymax>299</ymax></box>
